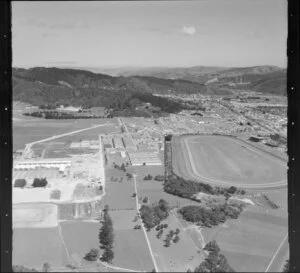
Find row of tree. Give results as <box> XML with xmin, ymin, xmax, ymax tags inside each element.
<box><xmin>179</xmin><ymin>203</ymin><xmax>244</xmax><ymax>228</ymax></box>
<box><xmin>23</xmin><ymin>111</ymin><xmax>108</xmax><ymax>119</ymax></box>
<box><xmin>98</xmin><ymin>205</ymin><xmax>115</xmax><ymax>263</ymax></box>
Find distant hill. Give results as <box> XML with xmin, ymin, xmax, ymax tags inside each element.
<box><xmin>12</xmin><ymin>65</ymin><xmax>286</xmax><ymax>113</ymax></box>
<box><xmin>12</xmin><ymin>67</ymin><xmax>209</xmax><ymax>115</ymax></box>
<box><xmin>105</xmin><ymin>65</ymin><xmax>286</xmax><ymax>95</ymax></box>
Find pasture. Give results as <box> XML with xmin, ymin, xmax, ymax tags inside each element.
<box><xmin>146</xmin><ymin>212</ymin><xmax>204</xmax><ymax>272</ymax></box>
<box><xmin>113</xmin><ymin>229</ymin><xmax>154</xmax><ymax>272</ymax></box>
<box><xmin>103</xmin><ymin>168</ymin><xmax>136</xmax><ymax>210</ymax></box>
<box><xmin>60</xmin><ymin>221</ymin><xmax>100</xmax><ymax>263</ymax></box>
<box><xmin>172</xmin><ymin>135</ymin><xmax>286</xmax><ymax>188</ymax></box>
<box><xmin>13</xmin><ymin>227</ymin><xmax>69</xmax><ymax>268</ymax></box>
<box><xmin>201</xmin><ymin>192</ymin><xmax>288</xmax><ymax>272</ymax></box>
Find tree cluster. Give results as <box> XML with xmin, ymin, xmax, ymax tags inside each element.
<box><xmin>32</xmin><ymin>178</ymin><xmax>48</xmax><ymax>188</ymax></box>
<box><xmin>144</xmin><ymin>174</ymin><xmax>153</xmax><ymax>180</ymax></box>
<box><xmin>179</xmin><ymin>203</ymin><xmax>244</xmax><ymax>228</ymax></box>
<box><xmin>114</xmin><ymin>163</ymin><xmax>126</xmax><ymax>172</ymax></box>
<box><xmin>24</xmin><ymin>111</ymin><xmax>106</xmax><ymax>119</ymax></box>
<box><xmin>164</xmin><ymin>229</ymin><xmax>180</xmax><ymax>247</ymax></box>
<box><xmin>50</xmin><ymin>189</ymin><xmax>61</xmax><ymax>200</ymax></box>
<box><xmin>154</xmin><ymin>175</ymin><xmax>165</xmax><ymax>182</ymax></box>
<box><xmin>140</xmin><ymin>199</ymin><xmax>170</xmax><ymax>230</ymax></box>
<box><xmin>14</xmin><ymin>179</ymin><xmax>27</xmax><ymax>188</ymax></box>
<box><xmin>84</xmin><ymin>248</ymin><xmax>100</xmax><ymax>262</ymax></box>
<box><xmin>282</xmin><ymin>260</ymin><xmax>289</xmax><ymax>273</ymax></box>
<box><xmin>99</xmin><ymin>206</ymin><xmax>115</xmax><ymax>263</ymax></box>
<box><xmin>193</xmin><ymin>241</ymin><xmax>235</xmax><ymax>272</ymax></box>
<box><xmin>164</xmin><ymin>175</ymin><xmax>245</xmax><ymax>201</ymax></box>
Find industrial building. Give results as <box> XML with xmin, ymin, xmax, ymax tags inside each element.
<box><xmin>128</xmin><ymin>152</ymin><xmax>162</xmax><ymax>166</ymax></box>
<box><xmin>14</xmin><ymin>159</ymin><xmax>71</xmax><ymax>172</ymax></box>
<box><xmin>122</xmin><ymin>136</ymin><xmax>136</xmax><ymax>150</ymax></box>
<box><xmin>113</xmin><ymin>137</ymin><xmax>124</xmax><ymax>149</ymax></box>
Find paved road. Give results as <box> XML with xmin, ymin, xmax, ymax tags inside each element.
<box><xmin>133</xmin><ymin>174</ymin><xmax>159</xmax><ymax>272</ymax></box>
<box><xmin>265</xmin><ymin>233</ymin><xmax>289</xmax><ymax>272</ymax></box>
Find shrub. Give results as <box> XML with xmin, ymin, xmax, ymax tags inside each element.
<box><xmin>164</xmin><ymin>238</ymin><xmax>171</xmax><ymax>247</ymax></box>
<box><xmin>100</xmin><ymin>247</ymin><xmax>114</xmax><ymax>263</ymax></box>
<box><xmin>173</xmin><ymin>235</ymin><xmax>180</xmax><ymax>243</ymax></box>
<box><xmin>175</xmin><ymin>228</ymin><xmax>180</xmax><ymax>234</ymax></box>
<box><xmin>143</xmin><ymin>197</ymin><xmax>148</xmax><ymax>203</ymax></box>
<box><xmin>227</xmin><ymin>186</ymin><xmax>237</xmax><ymax>194</ymax></box>
<box><xmin>42</xmin><ymin>263</ymin><xmax>51</xmax><ymax>272</ymax></box>
<box><xmin>144</xmin><ymin>174</ymin><xmax>153</xmax><ymax>180</ymax></box>
<box><xmin>156</xmin><ymin>229</ymin><xmax>163</xmax><ymax>239</ymax></box>
<box><xmin>132</xmin><ymin>193</ymin><xmax>137</xmax><ymax>198</ymax></box>
<box><xmin>50</xmin><ymin>190</ymin><xmax>61</xmax><ymax>200</ymax></box>
<box><xmin>84</xmin><ymin>248</ymin><xmax>100</xmax><ymax>261</ymax></box>
<box><xmin>163</xmin><ymin>223</ymin><xmax>168</xmax><ymax>228</ymax></box>
<box><xmin>32</xmin><ymin>178</ymin><xmax>48</xmax><ymax>188</ymax></box>
<box><xmin>154</xmin><ymin>175</ymin><xmax>165</xmax><ymax>181</ymax></box>
<box><xmin>14</xmin><ymin>179</ymin><xmax>27</xmax><ymax>188</ymax></box>
<box><xmin>12</xmin><ymin>265</ymin><xmax>38</xmax><ymax>272</ymax></box>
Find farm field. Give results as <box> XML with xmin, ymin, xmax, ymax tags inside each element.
<box><xmin>13</xmin><ymin>118</ymin><xmax>119</xmax><ymax>151</ymax></box>
<box><xmin>60</xmin><ymin>221</ymin><xmax>100</xmax><ymax>265</ymax></box>
<box><xmin>113</xmin><ymin>229</ymin><xmax>154</xmax><ymax>272</ymax></box>
<box><xmin>201</xmin><ymin>190</ymin><xmax>288</xmax><ymax>272</ymax></box>
<box><xmin>13</xmin><ymin>227</ymin><xmax>69</xmax><ymax>268</ymax></box>
<box><xmin>172</xmin><ymin>135</ymin><xmax>286</xmax><ymax>188</ymax></box>
<box><xmin>13</xmin><ymin>203</ymin><xmax>58</xmax><ymax>228</ymax></box>
<box><xmin>103</xmin><ymin>168</ymin><xmax>136</xmax><ymax>210</ymax></box>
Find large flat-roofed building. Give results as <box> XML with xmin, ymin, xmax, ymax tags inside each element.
<box><xmin>113</xmin><ymin>137</ymin><xmax>124</xmax><ymax>149</ymax></box>
<box><xmin>14</xmin><ymin>159</ymin><xmax>71</xmax><ymax>172</ymax></box>
<box><xmin>122</xmin><ymin>136</ymin><xmax>136</xmax><ymax>149</ymax></box>
<box><xmin>128</xmin><ymin>152</ymin><xmax>162</xmax><ymax>166</ymax></box>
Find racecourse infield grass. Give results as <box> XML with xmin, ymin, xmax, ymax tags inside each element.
<box><xmin>172</xmin><ymin>135</ymin><xmax>287</xmax><ymax>188</ymax></box>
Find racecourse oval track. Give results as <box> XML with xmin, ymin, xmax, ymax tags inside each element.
<box><xmin>172</xmin><ymin>135</ymin><xmax>287</xmax><ymax>189</ymax></box>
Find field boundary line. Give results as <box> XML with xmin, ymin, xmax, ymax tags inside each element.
<box><xmin>99</xmin><ymin>261</ymin><xmax>145</xmax><ymax>272</ymax></box>
<box><xmin>265</xmin><ymin>232</ymin><xmax>288</xmax><ymax>272</ymax></box>
<box><xmin>133</xmin><ymin>174</ymin><xmax>159</xmax><ymax>273</ymax></box>
<box><xmin>57</xmin><ymin>222</ymin><xmax>71</xmax><ymax>264</ymax></box>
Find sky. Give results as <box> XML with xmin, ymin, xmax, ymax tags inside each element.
<box><xmin>12</xmin><ymin>0</ymin><xmax>287</xmax><ymax>68</ymax></box>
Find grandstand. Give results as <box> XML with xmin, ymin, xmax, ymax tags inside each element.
<box><xmin>128</xmin><ymin>151</ymin><xmax>162</xmax><ymax>166</ymax></box>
